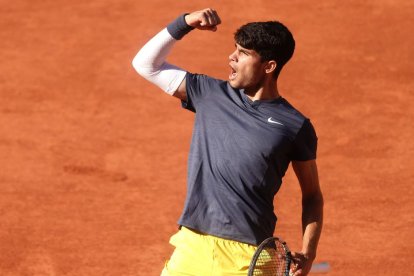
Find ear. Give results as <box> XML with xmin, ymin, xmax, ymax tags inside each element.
<box><xmin>264</xmin><ymin>60</ymin><xmax>277</xmax><ymax>74</ymax></box>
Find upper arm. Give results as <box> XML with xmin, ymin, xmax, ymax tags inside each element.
<box><xmin>292</xmin><ymin>160</ymin><xmax>322</xmax><ymax>201</ymax></box>
<box><xmin>172</xmin><ymin>76</ymin><xmax>187</xmax><ymax>101</ymax></box>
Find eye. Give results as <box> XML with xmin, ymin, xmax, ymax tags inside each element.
<box><xmin>239</xmin><ymin>49</ymin><xmax>249</xmax><ymax>56</ymax></box>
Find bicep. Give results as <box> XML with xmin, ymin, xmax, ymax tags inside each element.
<box><xmin>172</xmin><ymin>76</ymin><xmax>187</xmax><ymax>101</ymax></box>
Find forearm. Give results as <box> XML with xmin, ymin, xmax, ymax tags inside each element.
<box><xmin>132</xmin><ymin>9</ymin><xmax>220</xmax><ymax>95</ymax></box>
<box><xmin>131</xmin><ymin>15</ymin><xmax>193</xmax><ymax>94</ymax></box>
<box><xmin>301</xmin><ymin>193</ymin><xmax>324</xmax><ymax>260</ymax></box>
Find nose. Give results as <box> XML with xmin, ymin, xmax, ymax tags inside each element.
<box><xmin>229</xmin><ymin>50</ymin><xmax>237</xmax><ymax>62</ymax></box>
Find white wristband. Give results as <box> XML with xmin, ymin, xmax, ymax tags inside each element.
<box><xmin>132</xmin><ymin>28</ymin><xmax>187</xmax><ymax>95</ymax></box>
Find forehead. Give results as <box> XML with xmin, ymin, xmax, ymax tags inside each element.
<box><xmin>235</xmin><ymin>43</ymin><xmax>251</xmax><ymax>51</ymax></box>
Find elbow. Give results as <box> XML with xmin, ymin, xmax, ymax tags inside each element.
<box><xmin>131</xmin><ymin>54</ymin><xmax>145</xmax><ymax>76</ymax></box>
<box><xmin>303</xmin><ymin>191</ymin><xmax>324</xmax><ymax>211</ymax></box>
<box><xmin>302</xmin><ymin>192</ymin><xmax>324</xmax><ymax>226</ymax></box>
<box><xmin>132</xmin><ymin>54</ymin><xmax>159</xmax><ymax>78</ymax></box>
<box><xmin>315</xmin><ymin>192</ymin><xmax>324</xmax><ymax>210</ymax></box>
<box><xmin>315</xmin><ymin>191</ymin><xmax>324</xmax><ymax>206</ymax></box>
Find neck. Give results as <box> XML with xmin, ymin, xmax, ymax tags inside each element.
<box><xmin>244</xmin><ymin>78</ymin><xmax>280</xmax><ymax>102</ymax></box>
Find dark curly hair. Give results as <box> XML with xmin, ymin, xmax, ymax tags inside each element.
<box><xmin>234</xmin><ymin>21</ymin><xmax>295</xmax><ymax>77</ymax></box>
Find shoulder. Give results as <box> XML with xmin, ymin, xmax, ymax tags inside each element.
<box><xmin>186</xmin><ymin>72</ymin><xmax>227</xmax><ymax>87</ymax></box>
<box><xmin>183</xmin><ymin>73</ymin><xmax>232</xmax><ymax>112</ymax></box>
<box><xmin>279</xmin><ymin>100</ymin><xmax>318</xmax><ymax>160</ymax></box>
<box><xmin>272</xmin><ymin>98</ymin><xmax>311</xmax><ymax>135</ymax></box>
<box><xmin>186</xmin><ymin>72</ymin><xmax>231</xmax><ymax>99</ymax></box>
<box><xmin>279</xmin><ymin>98</ymin><xmax>307</xmax><ymax>119</ymax></box>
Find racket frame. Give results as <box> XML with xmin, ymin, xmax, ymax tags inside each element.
<box><xmin>248</xmin><ymin>236</ymin><xmax>292</xmax><ymax>276</ymax></box>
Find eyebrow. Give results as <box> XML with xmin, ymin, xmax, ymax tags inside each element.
<box><xmin>235</xmin><ymin>44</ymin><xmax>253</xmax><ymax>54</ymax></box>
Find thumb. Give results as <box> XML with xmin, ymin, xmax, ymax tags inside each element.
<box><xmin>290</xmin><ymin>252</ymin><xmax>303</xmax><ymax>267</ymax></box>
<box><xmin>290</xmin><ymin>251</ymin><xmax>300</xmax><ymax>260</ymax></box>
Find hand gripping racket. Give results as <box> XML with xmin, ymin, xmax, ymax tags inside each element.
<box><xmin>248</xmin><ymin>237</ymin><xmax>292</xmax><ymax>276</ymax></box>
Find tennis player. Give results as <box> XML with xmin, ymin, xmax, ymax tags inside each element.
<box><xmin>132</xmin><ymin>8</ymin><xmax>323</xmax><ymax>276</ymax></box>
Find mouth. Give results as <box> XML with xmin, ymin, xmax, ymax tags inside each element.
<box><xmin>229</xmin><ymin>64</ymin><xmax>237</xmax><ymax>80</ymax></box>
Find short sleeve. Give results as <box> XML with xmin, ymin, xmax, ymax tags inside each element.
<box><xmin>181</xmin><ymin>72</ymin><xmax>212</xmax><ymax>113</ymax></box>
<box><xmin>290</xmin><ymin>119</ymin><xmax>318</xmax><ymax>161</ymax></box>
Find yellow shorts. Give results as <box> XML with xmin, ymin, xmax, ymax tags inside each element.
<box><xmin>161</xmin><ymin>227</ymin><xmax>257</xmax><ymax>276</ymax></box>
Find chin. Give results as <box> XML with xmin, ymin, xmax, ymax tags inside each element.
<box><xmin>228</xmin><ymin>79</ymin><xmax>241</xmax><ymax>89</ymax></box>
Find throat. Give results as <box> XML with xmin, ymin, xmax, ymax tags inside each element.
<box><xmin>243</xmin><ymin>74</ymin><xmax>280</xmax><ymax>102</ymax></box>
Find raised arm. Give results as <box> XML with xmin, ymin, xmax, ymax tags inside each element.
<box><xmin>291</xmin><ymin>159</ymin><xmax>324</xmax><ymax>276</ymax></box>
<box><xmin>131</xmin><ymin>8</ymin><xmax>221</xmax><ymax>101</ymax></box>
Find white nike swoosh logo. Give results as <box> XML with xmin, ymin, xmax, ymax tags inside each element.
<box><xmin>267</xmin><ymin>117</ymin><xmax>284</xmax><ymax>125</ymax></box>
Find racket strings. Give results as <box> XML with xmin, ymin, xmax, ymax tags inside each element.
<box><xmin>251</xmin><ymin>240</ymin><xmax>291</xmax><ymax>276</ymax></box>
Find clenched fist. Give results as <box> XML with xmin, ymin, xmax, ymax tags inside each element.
<box><xmin>185</xmin><ymin>8</ymin><xmax>222</xmax><ymax>31</ymax></box>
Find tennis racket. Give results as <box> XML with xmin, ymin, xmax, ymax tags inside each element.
<box><xmin>248</xmin><ymin>237</ymin><xmax>293</xmax><ymax>276</ymax></box>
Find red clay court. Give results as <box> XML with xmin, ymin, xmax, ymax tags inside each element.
<box><xmin>0</xmin><ymin>1</ymin><xmax>413</xmax><ymax>275</ymax></box>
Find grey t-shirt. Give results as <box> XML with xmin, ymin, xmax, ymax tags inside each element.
<box><xmin>178</xmin><ymin>73</ymin><xmax>317</xmax><ymax>245</ymax></box>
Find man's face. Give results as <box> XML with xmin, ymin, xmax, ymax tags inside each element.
<box><xmin>228</xmin><ymin>44</ymin><xmax>268</xmax><ymax>90</ymax></box>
